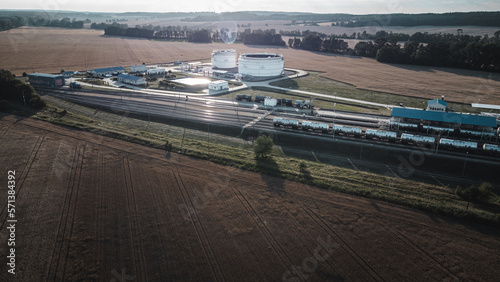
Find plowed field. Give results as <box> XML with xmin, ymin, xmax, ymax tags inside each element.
<box><xmin>0</xmin><ymin>114</ymin><xmax>499</xmax><ymax>281</ymax></box>
<box><xmin>1</xmin><ymin>27</ymin><xmax>500</xmax><ymax>104</ymax></box>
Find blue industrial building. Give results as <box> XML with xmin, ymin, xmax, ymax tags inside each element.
<box><xmin>391</xmin><ymin>107</ymin><xmax>497</xmax><ymax>128</ymax></box>
<box><xmin>28</xmin><ymin>73</ymin><xmax>65</xmax><ymax>88</ymax></box>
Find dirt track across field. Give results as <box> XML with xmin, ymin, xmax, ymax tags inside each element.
<box><xmin>0</xmin><ymin>114</ymin><xmax>499</xmax><ymax>281</ymax></box>
<box><xmin>1</xmin><ymin>27</ymin><xmax>500</xmax><ymax>104</ymax></box>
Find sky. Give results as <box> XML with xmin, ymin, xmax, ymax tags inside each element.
<box><xmin>3</xmin><ymin>0</ymin><xmax>500</xmax><ymax>14</ymax></box>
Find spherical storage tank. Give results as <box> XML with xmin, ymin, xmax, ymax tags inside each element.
<box><xmin>211</xmin><ymin>49</ymin><xmax>237</xmax><ymax>69</ymax></box>
<box><xmin>238</xmin><ymin>53</ymin><xmax>284</xmax><ymax>81</ymax></box>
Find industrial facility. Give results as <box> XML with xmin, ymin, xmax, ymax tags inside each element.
<box><xmin>130</xmin><ymin>64</ymin><xmax>147</xmax><ymax>73</ymax></box>
<box><xmin>117</xmin><ymin>74</ymin><xmax>146</xmax><ymax>86</ymax></box>
<box><xmin>28</xmin><ymin>73</ymin><xmax>65</xmax><ymax>87</ymax></box>
<box><xmin>208</xmin><ymin>80</ymin><xmax>229</xmax><ymax>91</ymax></box>
<box><xmin>91</xmin><ymin>66</ymin><xmax>125</xmax><ymax>76</ymax></box>
<box><xmin>238</xmin><ymin>53</ymin><xmax>285</xmax><ymax>81</ymax></box>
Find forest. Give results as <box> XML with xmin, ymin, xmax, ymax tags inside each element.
<box><xmin>286</xmin><ymin>29</ymin><xmax>500</xmax><ymax>72</ymax></box>
<box><xmin>183</xmin><ymin>11</ymin><xmax>500</xmax><ymax>27</ymax></box>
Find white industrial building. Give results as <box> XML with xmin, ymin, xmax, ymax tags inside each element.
<box><xmin>146</xmin><ymin>68</ymin><xmax>166</xmax><ymax>75</ymax></box>
<box><xmin>208</xmin><ymin>80</ymin><xmax>229</xmax><ymax>91</ymax></box>
<box><xmin>238</xmin><ymin>53</ymin><xmax>284</xmax><ymax>81</ymax></box>
<box><xmin>117</xmin><ymin>74</ymin><xmax>146</xmax><ymax>86</ymax></box>
<box><xmin>131</xmin><ymin>64</ymin><xmax>147</xmax><ymax>73</ymax></box>
<box><xmin>91</xmin><ymin>66</ymin><xmax>125</xmax><ymax>76</ymax></box>
<box><xmin>212</xmin><ymin>49</ymin><xmax>238</xmax><ymax>69</ymax></box>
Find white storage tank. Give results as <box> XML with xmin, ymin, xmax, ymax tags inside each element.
<box><xmin>238</xmin><ymin>53</ymin><xmax>284</xmax><ymax>81</ymax></box>
<box><xmin>212</xmin><ymin>50</ymin><xmax>237</xmax><ymax>69</ymax></box>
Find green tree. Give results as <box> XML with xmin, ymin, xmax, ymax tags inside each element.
<box><xmin>301</xmin><ymin>34</ymin><xmax>323</xmax><ymax>51</ymax></box>
<box><xmin>253</xmin><ymin>135</ymin><xmax>274</xmax><ymax>159</ymax></box>
<box><xmin>455</xmin><ymin>182</ymin><xmax>493</xmax><ymax>209</ymax></box>
<box><xmin>0</xmin><ymin>69</ymin><xmax>46</xmax><ymax>110</ymax></box>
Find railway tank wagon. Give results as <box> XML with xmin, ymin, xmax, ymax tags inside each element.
<box><xmin>439</xmin><ymin>138</ymin><xmax>478</xmax><ymax>151</ymax></box>
<box><xmin>301</xmin><ymin>121</ymin><xmax>329</xmax><ymax>133</ymax></box>
<box><xmin>483</xmin><ymin>144</ymin><xmax>500</xmax><ymax>155</ymax></box>
<box><xmin>401</xmin><ymin>133</ymin><xmax>436</xmax><ymax>146</ymax></box>
<box><xmin>211</xmin><ymin>49</ymin><xmax>238</xmax><ymax>69</ymax></box>
<box><xmin>365</xmin><ymin>129</ymin><xmax>398</xmax><ymax>141</ymax></box>
<box><xmin>238</xmin><ymin>53</ymin><xmax>284</xmax><ymax>81</ymax></box>
<box><xmin>273</xmin><ymin>117</ymin><xmax>299</xmax><ymax>129</ymax></box>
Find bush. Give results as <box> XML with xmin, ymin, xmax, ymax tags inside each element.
<box><xmin>456</xmin><ymin>182</ymin><xmax>493</xmax><ymax>203</ymax></box>
<box><xmin>0</xmin><ymin>100</ymin><xmax>11</xmax><ymax>110</ymax></box>
<box><xmin>28</xmin><ymin>96</ymin><xmax>46</xmax><ymax>109</ymax></box>
<box><xmin>253</xmin><ymin>135</ymin><xmax>274</xmax><ymax>159</ymax></box>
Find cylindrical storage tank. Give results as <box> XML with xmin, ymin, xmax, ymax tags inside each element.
<box><xmin>212</xmin><ymin>49</ymin><xmax>237</xmax><ymax>69</ymax></box>
<box><xmin>238</xmin><ymin>53</ymin><xmax>284</xmax><ymax>81</ymax></box>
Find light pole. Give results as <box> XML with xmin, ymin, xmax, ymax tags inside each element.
<box><xmin>333</xmin><ymin>102</ymin><xmax>336</xmax><ymax>140</ymax></box>
<box><xmin>461</xmin><ymin>152</ymin><xmax>468</xmax><ymax>176</ymax></box>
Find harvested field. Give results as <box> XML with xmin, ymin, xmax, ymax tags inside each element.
<box><xmin>0</xmin><ymin>114</ymin><xmax>499</xmax><ymax>281</ymax></box>
<box><xmin>1</xmin><ymin>27</ymin><xmax>500</xmax><ymax>104</ymax></box>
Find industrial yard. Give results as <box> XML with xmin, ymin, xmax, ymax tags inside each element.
<box><xmin>1</xmin><ymin>115</ymin><xmax>499</xmax><ymax>281</ymax></box>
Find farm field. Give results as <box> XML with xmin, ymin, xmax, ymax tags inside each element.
<box><xmin>1</xmin><ymin>27</ymin><xmax>500</xmax><ymax>104</ymax></box>
<box><xmin>0</xmin><ymin>114</ymin><xmax>499</xmax><ymax>281</ymax></box>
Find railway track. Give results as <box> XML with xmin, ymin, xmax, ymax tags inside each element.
<box><xmin>42</xmin><ymin>88</ymin><xmax>500</xmax><ymax>170</ymax></box>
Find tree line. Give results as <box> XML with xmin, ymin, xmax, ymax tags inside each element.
<box><xmin>351</xmin><ymin>30</ymin><xmax>500</xmax><ymax>72</ymax></box>
<box><xmin>287</xmin><ymin>34</ymin><xmax>349</xmax><ymax>54</ymax></box>
<box><xmin>104</xmin><ymin>25</ymin><xmax>286</xmax><ymax>45</ymax></box>
<box><xmin>372</xmin><ymin>35</ymin><xmax>500</xmax><ymax>72</ymax></box>
<box><xmin>0</xmin><ymin>16</ymin><xmax>85</xmax><ymax>31</ymax></box>
<box><xmin>183</xmin><ymin>11</ymin><xmax>500</xmax><ymax>28</ymax></box>
<box><xmin>27</xmin><ymin>17</ymin><xmax>84</xmax><ymax>29</ymax></box>
<box><xmin>342</xmin><ymin>12</ymin><xmax>500</xmax><ymax>28</ymax></box>
<box><xmin>0</xmin><ymin>16</ymin><xmax>25</xmax><ymax>31</ymax></box>
<box><xmin>104</xmin><ymin>25</ymin><xmax>213</xmax><ymax>42</ymax></box>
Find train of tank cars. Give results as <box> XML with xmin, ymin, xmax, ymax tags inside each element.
<box><xmin>272</xmin><ymin>118</ymin><xmax>500</xmax><ymax>155</ymax></box>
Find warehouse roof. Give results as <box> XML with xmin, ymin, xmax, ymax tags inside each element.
<box><xmin>92</xmin><ymin>66</ymin><xmax>124</xmax><ymax>73</ymax></box>
<box><xmin>471</xmin><ymin>103</ymin><xmax>500</xmax><ymax>110</ymax></box>
<box><xmin>391</xmin><ymin>107</ymin><xmax>497</xmax><ymax>127</ymax></box>
<box><xmin>28</xmin><ymin>73</ymin><xmax>64</xmax><ymax>78</ymax></box>
<box><xmin>117</xmin><ymin>74</ymin><xmax>144</xmax><ymax>81</ymax></box>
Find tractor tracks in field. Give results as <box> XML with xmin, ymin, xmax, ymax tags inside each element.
<box><xmin>173</xmin><ymin>167</ymin><xmax>226</xmax><ymax>282</ymax></box>
<box><xmin>229</xmin><ymin>184</ymin><xmax>304</xmax><ymax>280</ymax></box>
<box><xmin>0</xmin><ymin>133</ymin><xmax>45</xmax><ymax>229</ymax></box>
<box><xmin>296</xmin><ymin>196</ymin><xmax>385</xmax><ymax>281</ymax></box>
<box><xmin>380</xmin><ymin>222</ymin><xmax>460</xmax><ymax>281</ymax></box>
<box><xmin>123</xmin><ymin>156</ymin><xmax>149</xmax><ymax>282</ymax></box>
<box><xmin>47</xmin><ymin>142</ymin><xmax>85</xmax><ymax>280</ymax></box>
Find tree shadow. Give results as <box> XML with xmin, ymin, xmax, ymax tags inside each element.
<box><xmin>298</xmin><ymin>162</ymin><xmax>313</xmax><ymax>182</ymax></box>
<box><xmin>244</xmin><ymin>44</ymin><xmax>289</xmax><ymax>49</ymax></box>
<box><xmin>256</xmin><ymin>157</ymin><xmax>285</xmax><ymax>191</ymax></box>
<box><xmin>380</xmin><ymin>61</ymin><xmax>500</xmax><ymax>81</ymax></box>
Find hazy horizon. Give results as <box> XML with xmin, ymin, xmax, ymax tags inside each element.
<box><xmin>2</xmin><ymin>0</ymin><xmax>500</xmax><ymax>15</ymax></box>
